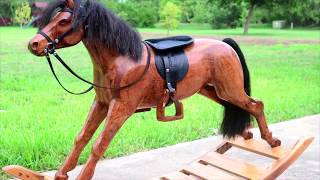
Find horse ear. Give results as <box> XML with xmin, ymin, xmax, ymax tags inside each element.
<box><xmin>66</xmin><ymin>0</ymin><xmax>75</xmax><ymax>9</ymax></box>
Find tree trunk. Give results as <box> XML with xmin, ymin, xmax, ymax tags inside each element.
<box><xmin>243</xmin><ymin>3</ymin><xmax>255</xmax><ymax>35</ymax></box>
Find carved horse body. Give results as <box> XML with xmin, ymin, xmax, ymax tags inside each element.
<box><xmin>28</xmin><ymin>0</ymin><xmax>280</xmax><ymax>179</ymax></box>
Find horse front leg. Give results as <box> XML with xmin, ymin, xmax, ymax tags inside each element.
<box><xmin>76</xmin><ymin>99</ymin><xmax>136</xmax><ymax>180</ymax></box>
<box><xmin>55</xmin><ymin>100</ymin><xmax>109</xmax><ymax>180</ymax></box>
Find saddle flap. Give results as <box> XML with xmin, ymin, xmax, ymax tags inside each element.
<box><xmin>155</xmin><ymin>50</ymin><xmax>189</xmax><ymax>83</ymax></box>
<box><xmin>144</xmin><ymin>36</ymin><xmax>194</xmax><ymax>51</ymax></box>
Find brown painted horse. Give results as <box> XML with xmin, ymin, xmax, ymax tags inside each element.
<box><xmin>28</xmin><ymin>0</ymin><xmax>280</xmax><ymax>179</ymax></box>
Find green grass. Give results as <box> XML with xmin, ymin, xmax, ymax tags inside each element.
<box><xmin>0</xmin><ymin>27</ymin><xmax>319</xmax><ymax>178</ymax></box>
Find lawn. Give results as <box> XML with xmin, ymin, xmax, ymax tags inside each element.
<box><xmin>0</xmin><ymin>27</ymin><xmax>319</xmax><ymax>178</ymax></box>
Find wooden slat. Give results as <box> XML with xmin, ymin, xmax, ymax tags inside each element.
<box><xmin>182</xmin><ymin>162</ymin><xmax>240</xmax><ymax>180</ymax></box>
<box><xmin>226</xmin><ymin>138</ymin><xmax>288</xmax><ymax>159</ymax></box>
<box><xmin>160</xmin><ymin>171</ymin><xmax>195</xmax><ymax>180</ymax></box>
<box><xmin>201</xmin><ymin>152</ymin><xmax>267</xmax><ymax>180</ymax></box>
<box><xmin>2</xmin><ymin>165</ymin><xmax>53</xmax><ymax>180</ymax></box>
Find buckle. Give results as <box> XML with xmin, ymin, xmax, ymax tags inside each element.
<box><xmin>45</xmin><ymin>42</ymin><xmax>56</xmax><ymax>54</ymax></box>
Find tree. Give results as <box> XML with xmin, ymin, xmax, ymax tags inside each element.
<box><xmin>14</xmin><ymin>1</ymin><xmax>31</xmax><ymax>28</ymax></box>
<box><xmin>212</xmin><ymin>0</ymin><xmax>303</xmax><ymax>34</ymax></box>
<box><xmin>191</xmin><ymin>1</ymin><xmax>212</xmax><ymax>23</ymax></box>
<box><xmin>242</xmin><ymin>0</ymin><xmax>270</xmax><ymax>34</ymax></box>
<box><xmin>211</xmin><ymin>0</ymin><xmax>269</xmax><ymax>34</ymax></box>
<box><xmin>160</xmin><ymin>1</ymin><xmax>181</xmax><ymax>35</ymax></box>
<box><xmin>209</xmin><ymin>1</ymin><xmax>243</xmax><ymax>29</ymax></box>
<box><xmin>179</xmin><ymin>0</ymin><xmax>197</xmax><ymax>23</ymax></box>
<box><xmin>265</xmin><ymin>0</ymin><xmax>320</xmax><ymax>27</ymax></box>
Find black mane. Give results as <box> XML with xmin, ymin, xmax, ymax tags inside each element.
<box><xmin>38</xmin><ymin>0</ymin><xmax>143</xmax><ymax>62</ymax></box>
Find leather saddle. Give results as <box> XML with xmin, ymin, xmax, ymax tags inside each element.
<box><xmin>144</xmin><ymin>36</ymin><xmax>194</xmax><ymax>122</ymax></box>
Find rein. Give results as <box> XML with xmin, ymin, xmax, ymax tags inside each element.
<box><xmin>38</xmin><ymin>17</ymin><xmax>151</xmax><ymax>95</ymax></box>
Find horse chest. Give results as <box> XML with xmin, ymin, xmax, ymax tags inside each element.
<box><xmin>93</xmin><ymin>71</ymin><xmax>116</xmax><ymax>103</ymax></box>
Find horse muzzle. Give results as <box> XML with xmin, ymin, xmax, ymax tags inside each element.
<box><xmin>28</xmin><ymin>37</ymin><xmax>47</xmax><ymax>57</ymax></box>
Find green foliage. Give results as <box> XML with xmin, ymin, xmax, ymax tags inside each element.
<box><xmin>92</xmin><ymin>0</ymin><xmax>320</xmax><ymax>29</ymax></box>
<box><xmin>209</xmin><ymin>2</ymin><xmax>243</xmax><ymax>29</ymax></box>
<box><xmin>14</xmin><ymin>1</ymin><xmax>31</xmax><ymax>28</ymax></box>
<box><xmin>0</xmin><ymin>0</ymin><xmax>21</xmax><ymax>18</ymax></box>
<box><xmin>160</xmin><ymin>1</ymin><xmax>182</xmax><ymax>35</ymax></box>
<box><xmin>190</xmin><ymin>1</ymin><xmax>212</xmax><ymax>23</ymax></box>
<box><xmin>100</xmin><ymin>0</ymin><xmax>159</xmax><ymax>27</ymax></box>
<box><xmin>266</xmin><ymin>0</ymin><xmax>320</xmax><ymax>26</ymax></box>
<box><xmin>174</xmin><ymin>0</ymin><xmax>196</xmax><ymax>23</ymax></box>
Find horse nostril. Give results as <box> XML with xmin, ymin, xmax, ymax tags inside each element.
<box><xmin>32</xmin><ymin>42</ymin><xmax>39</xmax><ymax>50</ymax></box>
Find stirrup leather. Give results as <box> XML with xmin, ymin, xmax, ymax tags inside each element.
<box><xmin>157</xmin><ymin>90</ymin><xmax>184</xmax><ymax>122</ymax></box>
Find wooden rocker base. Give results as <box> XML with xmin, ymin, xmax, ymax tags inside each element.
<box><xmin>2</xmin><ymin>165</ymin><xmax>53</xmax><ymax>180</ymax></box>
<box><xmin>158</xmin><ymin>136</ymin><xmax>314</xmax><ymax>180</ymax></box>
<box><xmin>2</xmin><ymin>136</ymin><xmax>313</xmax><ymax>180</ymax></box>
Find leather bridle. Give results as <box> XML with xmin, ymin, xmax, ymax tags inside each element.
<box><xmin>37</xmin><ymin>8</ymin><xmax>151</xmax><ymax>95</ymax></box>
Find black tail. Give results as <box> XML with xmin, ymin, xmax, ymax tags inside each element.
<box><xmin>220</xmin><ymin>38</ymin><xmax>251</xmax><ymax>138</ymax></box>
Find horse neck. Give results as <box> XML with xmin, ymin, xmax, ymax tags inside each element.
<box><xmin>83</xmin><ymin>41</ymin><xmax>118</xmax><ymax>73</ymax></box>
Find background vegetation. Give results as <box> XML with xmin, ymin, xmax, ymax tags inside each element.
<box><xmin>1</xmin><ymin>0</ymin><xmax>319</xmax><ymax>32</ymax></box>
<box><xmin>0</xmin><ymin>0</ymin><xmax>319</xmax><ymax>179</ymax></box>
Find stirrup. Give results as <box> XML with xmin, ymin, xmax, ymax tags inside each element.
<box><xmin>157</xmin><ymin>90</ymin><xmax>184</xmax><ymax>122</ymax></box>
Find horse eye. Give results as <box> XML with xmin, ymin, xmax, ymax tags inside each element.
<box><xmin>59</xmin><ymin>19</ymin><xmax>70</xmax><ymax>26</ymax></box>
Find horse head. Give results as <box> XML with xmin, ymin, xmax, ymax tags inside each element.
<box><xmin>28</xmin><ymin>0</ymin><xmax>85</xmax><ymax>56</ymax></box>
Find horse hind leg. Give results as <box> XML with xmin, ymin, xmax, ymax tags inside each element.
<box><xmin>217</xmin><ymin>88</ymin><xmax>281</xmax><ymax>147</ymax></box>
<box><xmin>199</xmin><ymin>85</ymin><xmax>253</xmax><ymax>140</ymax></box>
<box><xmin>245</xmin><ymin>98</ymin><xmax>281</xmax><ymax>147</ymax></box>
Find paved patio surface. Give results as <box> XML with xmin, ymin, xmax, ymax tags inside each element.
<box><xmin>43</xmin><ymin>114</ymin><xmax>320</xmax><ymax>180</ymax></box>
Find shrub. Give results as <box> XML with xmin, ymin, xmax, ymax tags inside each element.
<box><xmin>14</xmin><ymin>1</ymin><xmax>31</xmax><ymax>28</ymax></box>
<box><xmin>102</xmin><ymin>0</ymin><xmax>159</xmax><ymax>28</ymax></box>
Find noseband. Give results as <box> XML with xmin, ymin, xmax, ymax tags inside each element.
<box><xmin>37</xmin><ymin>9</ymin><xmax>151</xmax><ymax>95</ymax></box>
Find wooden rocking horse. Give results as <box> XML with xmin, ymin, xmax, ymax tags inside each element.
<box><xmin>2</xmin><ymin>0</ymin><xmax>314</xmax><ymax>179</ymax></box>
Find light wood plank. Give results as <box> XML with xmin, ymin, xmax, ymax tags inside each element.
<box><xmin>201</xmin><ymin>152</ymin><xmax>267</xmax><ymax>180</ymax></box>
<box><xmin>226</xmin><ymin>138</ymin><xmax>288</xmax><ymax>159</ymax></box>
<box><xmin>182</xmin><ymin>162</ymin><xmax>240</xmax><ymax>180</ymax></box>
<box><xmin>160</xmin><ymin>171</ymin><xmax>195</xmax><ymax>180</ymax></box>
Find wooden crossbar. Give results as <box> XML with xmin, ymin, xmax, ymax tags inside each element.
<box><xmin>201</xmin><ymin>152</ymin><xmax>267</xmax><ymax>180</ymax></box>
<box><xmin>181</xmin><ymin>162</ymin><xmax>239</xmax><ymax>180</ymax></box>
<box><xmin>226</xmin><ymin>138</ymin><xmax>288</xmax><ymax>159</ymax></box>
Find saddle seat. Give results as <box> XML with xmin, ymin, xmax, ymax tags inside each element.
<box><xmin>144</xmin><ymin>36</ymin><xmax>194</xmax><ymax>122</ymax></box>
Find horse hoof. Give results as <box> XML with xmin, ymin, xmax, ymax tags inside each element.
<box><xmin>55</xmin><ymin>173</ymin><xmax>68</xmax><ymax>180</ymax></box>
<box><xmin>242</xmin><ymin>131</ymin><xmax>253</xmax><ymax>140</ymax></box>
<box><xmin>270</xmin><ymin>138</ymin><xmax>281</xmax><ymax>148</ymax></box>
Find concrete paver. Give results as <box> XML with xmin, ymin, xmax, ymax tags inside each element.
<box><xmin>43</xmin><ymin>114</ymin><xmax>320</xmax><ymax>180</ymax></box>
